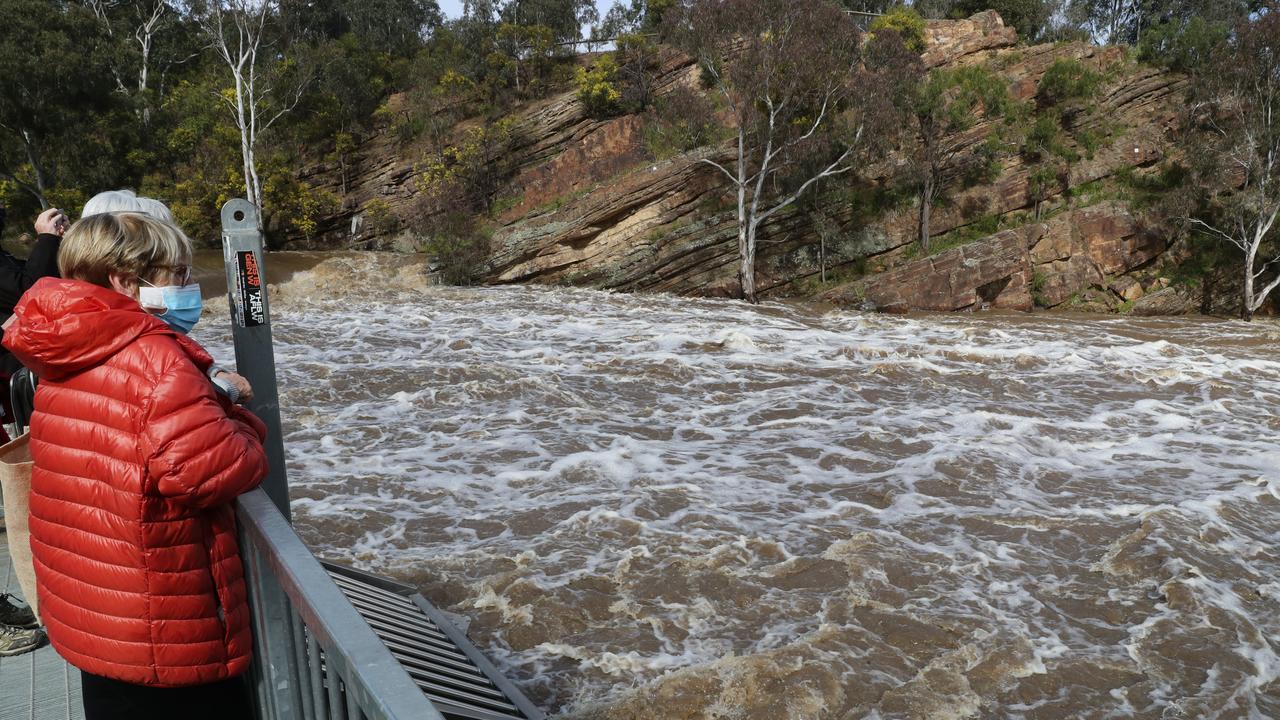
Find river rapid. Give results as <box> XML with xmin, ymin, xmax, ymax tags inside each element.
<box><xmin>198</xmin><ymin>254</ymin><xmax>1280</xmax><ymax>720</ymax></box>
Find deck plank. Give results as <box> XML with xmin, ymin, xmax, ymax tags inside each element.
<box><xmin>0</xmin><ymin>530</ymin><xmax>82</xmax><ymax>720</ymax></box>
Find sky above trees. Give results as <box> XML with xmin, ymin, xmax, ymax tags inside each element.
<box><xmin>439</xmin><ymin>0</ymin><xmax>612</xmax><ymax>19</ymax></box>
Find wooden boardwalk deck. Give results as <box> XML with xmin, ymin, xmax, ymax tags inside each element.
<box><xmin>0</xmin><ymin>528</ymin><xmax>82</xmax><ymax>720</ymax></box>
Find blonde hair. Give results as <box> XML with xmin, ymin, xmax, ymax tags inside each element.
<box><xmin>58</xmin><ymin>212</ymin><xmax>193</xmax><ymax>288</ymax></box>
<box><xmin>81</xmin><ymin>189</ymin><xmax>176</xmax><ymax>224</ymax></box>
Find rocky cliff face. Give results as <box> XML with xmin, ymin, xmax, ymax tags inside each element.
<box><xmin>295</xmin><ymin>11</ymin><xmax>1200</xmax><ymax>313</ymax></box>
<box><xmin>825</xmin><ymin>202</ymin><xmax>1171</xmax><ymax>313</ymax></box>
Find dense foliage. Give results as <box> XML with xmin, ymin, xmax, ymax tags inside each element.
<box><xmin>0</xmin><ymin>0</ymin><xmax>592</xmax><ymax>245</ymax></box>
<box><xmin>0</xmin><ymin>0</ymin><xmax>1273</xmax><ymax>308</ymax></box>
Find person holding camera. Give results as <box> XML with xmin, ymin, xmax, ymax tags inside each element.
<box><xmin>0</xmin><ymin>204</ymin><xmax>69</xmax><ymax>656</ymax></box>
<box><xmin>0</xmin><ymin>205</ymin><xmax>69</xmax><ymax>376</ymax></box>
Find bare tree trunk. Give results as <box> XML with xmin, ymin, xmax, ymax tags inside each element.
<box><xmin>918</xmin><ymin>177</ymin><xmax>933</xmax><ymax>253</ymax></box>
<box><xmin>1243</xmin><ymin>243</ymin><xmax>1257</xmax><ymax>321</ymax></box>
<box><xmin>735</xmin><ymin>130</ymin><xmax>754</xmax><ymax>303</ymax></box>
<box><xmin>22</xmin><ymin>131</ymin><xmax>50</xmax><ymax>209</ymax></box>
<box><xmin>742</xmin><ymin>220</ymin><xmax>760</xmax><ymax>303</ymax></box>
<box><xmin>740</xmin><ymin>241</ymin><xmax>757</xmax><ymax>302</ymax></box>
<box><xmin>820</xmin><ymin>234</ymin><xmax>826</xmax><ymax>284</ymax></box>
<box><xmin>737</xmin><ymin>207</ymin><xmax>754</xmax><ymax>302</ymax></box>
<box><xmin>233</xmin><ymin>74</ymin><xmax>257</xmax><ymax>210</ymax></box>
<box><xmin>248</xmin><ymin>145</ymin><xmax>263</xmax><ymax>217</ymax></box>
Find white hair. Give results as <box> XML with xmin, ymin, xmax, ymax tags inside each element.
<box><xmin>81</xmin><ymin>189</ymin><xmax>175</xmax><ymax>224</ymax></box>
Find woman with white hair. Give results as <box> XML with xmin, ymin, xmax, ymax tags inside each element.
<box><xmin>80</xmin><ymin>189</ymin><xmax>175</xmax><ymax>223</ymax></box>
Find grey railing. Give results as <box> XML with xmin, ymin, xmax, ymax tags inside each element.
<box><xmin>237</xmin><ymin>488</ymin><xmax>446</xmax><ymax>720</ymax></box>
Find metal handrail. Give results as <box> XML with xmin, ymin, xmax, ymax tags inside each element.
<box><xmin>236</xmin><ymin>488</ymin><xmax>446</xmax><ymax>720</ymax></box>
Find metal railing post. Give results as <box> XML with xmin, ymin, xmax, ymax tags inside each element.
<box><xmin>242</xmin><ymin>529</ymin><xmax>305</xmax><ymax>720</ymax></box>
<box><xmin>221</xmin><ymin>199</ymin><xmax>291</xmax><ymax>521</ymax></box>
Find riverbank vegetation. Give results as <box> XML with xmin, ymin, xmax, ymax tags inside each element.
<box><xmin>0</xmin><ymin>0</ymin><xmax>1275</xmax><ymax>316</ymax></box>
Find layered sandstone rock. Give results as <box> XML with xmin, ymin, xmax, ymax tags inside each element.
<box><xmin>856</xmin><ymin>228</ymin><xmax>1037</xmax><ymax>312</ymax></box>
<box><xmin>1131</xmin><ymin>286</ymin><xmax>1197</xmax><ymax>315</ymax></box>
<box><xmin>825</xmin><ymin>203</ymin><xmax>1169</xmax><ymax>312</ymax></box>
<box><xmin>289</xmin><ymin>12</ymin><xmax>1197</xmax><ymax>314</ymax></box>
<box><xmin>921</xmin><ymin>10</ymin><xmax>1019</xmax><ymax>68</ymax></box>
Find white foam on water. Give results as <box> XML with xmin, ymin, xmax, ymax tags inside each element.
<box><xmin>196</xmin><ymin>262</ymin><xmax>1280</xmax><ymax>716</ymax></box>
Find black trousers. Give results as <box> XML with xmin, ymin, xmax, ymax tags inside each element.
<box><xmin>80</xmin><ymin>671</ymin><xmax>254</xmax><ymax>720</ymax></box>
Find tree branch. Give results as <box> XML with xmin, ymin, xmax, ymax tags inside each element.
<box><xmin>756</xmin><ymin>126</ymin><xmax>863</xmax><ymax>227</ymax></box>
<box><xmin>699</xmin><ymin>156</ymin><xmax>739</xmax><ymax>185</ymax></box>
<box><xmin>1188</xmin><ymin>217</ymin><xmax>1246</xmax><ymax>251</ymax></box>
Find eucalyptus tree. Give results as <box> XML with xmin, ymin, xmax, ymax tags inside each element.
<box><xmin>81</xmin><ymin>0</ymin><xmax>199</xmax><ymax>125</ymax></box>
<box><xmin>839</xmin><ymin>0</ymin><xmax>897</xmax><ymax>9</ymax></box>
<box><xmin>502</xmin><ymin>0</ymin><xmax>598</xmax><ymax>42</ymax></box>
<box><xmin>194</xmin><ymin>0</ymin><xmax>309</xmax><ymax>230</ymax></box>
<box><xmin>278</xmin><ymin>0</ymin><xmax>441</xmax><ymax>54</ymax></box>
<box><xmin>1182</xmin><ymin>8</ymin><xmax>1280</xmax><ymax>320</ymax></box>
<box><xmin>1065</xmin><ymin>0</ymin><xmax>1262</xmax><ymax>46</ymax></box>
<box><xmin>668</xmin><ymin>0</ymin><xmax>903</xmax><ymax>303</ymax></box>
<box><xmin>910</xmin><ymin>65</ymin><xmax>1010</xmax><ymax>251</ymax></box>
<box><xmin>592</xmin><ymin>0</ymin><xmax>674</xmax><ymax>41</ymax></box>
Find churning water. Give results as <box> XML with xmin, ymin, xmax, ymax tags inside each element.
<box><xmin>200</xmin><ymin>255</ymin><xmax>1280</xmax><ymax>719</ymax></box>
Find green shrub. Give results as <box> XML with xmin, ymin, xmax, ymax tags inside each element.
<box><xmin>1037</xmin><ymin>58</ymin><xmax>1102</xmax><ymax>105</ymax></box>
<box><xmin>1115</xmin><ymin>162</ymin><xmax>1190</xmax><ymax>209</ymax></box>
<box><xmin>420</xmin><ymin>212</ymin><xmax>490</xmax><ymax>285</ymax></box>
<box><xmin>1066</xmin><ymin>178</ymin><xmax>1106</xmax><ymax>203</ymax></box>
<box><xmin>1030</xmin><ymin>269</ymin><xmax>1048</xmax><ymax>306</ymax></box>
<box><xmin>643</xmin><ymin>85</ymin><xmax>724</xmax><ymax>159</ymax></box>
<box><xmin>262</xmin><ymin>160</ymin><xmax>339</xmax><ymax>240</ymax></box>
<box><xmin>1023</xmin><ymin>114</ymin><xmax>1076</xmax><ymax>162</ymax></box>
<box><xmin>963</xmin><ymin>134</ymin><xmax>1005</xmax><ymax>186</ymax></box>
<box><xmin>415</xmin><ymin>117</ymin><xmax>516</xmax><ymax>215</ymax></box>
<box><xmin>906</xmin><ymin>212</ymin><xmax>1003</xmax><ymax>259</ymax></box>
<box><xmin>576</xmin><ymin>55</ymin><xmax>623</xmax><ymax>118</ymax></box>
<box><xmin>995</xmin><ymin>49</ymin><xmax>1025</xmax><ymax>70</ymax></box>
<box><xmin>1027</xmin><ymin>163</ymin><xmax>1065</xmax><ymax>210</ymax></box>
<box><xmin>869</xmin><ymin>7</ymin><xmax>927</xmax><ymax>53</ymax></box>
<box><xmin>363</xmin><ymin>198</ymin><xmax>399</xmax><ymax>234</ymax></box>
<box><xmin>1076</xmin><ymin>127</ymin><xmax>1102</xmax><ymax>158</ymax></box>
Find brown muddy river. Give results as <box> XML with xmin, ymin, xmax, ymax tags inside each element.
<box><xmin>198</xmin><ymin>254</ymin><xmax>1280</xmax><ymax>719</ymax></box>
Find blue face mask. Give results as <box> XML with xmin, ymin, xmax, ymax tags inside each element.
<box><xmin>138</xmin><ymin>282</ymin><xmax>203</xmax><ymax>334</ymax></box>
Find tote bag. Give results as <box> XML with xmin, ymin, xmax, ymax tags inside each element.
<box><xmin>0</xmin><ymin>433</ymin><xmax>38</xmax><ymax>620</ymax></box>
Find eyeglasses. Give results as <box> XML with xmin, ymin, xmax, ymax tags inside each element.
<box><xmin>147</xmin><ymin>264</ymin><xmax>194</xmax><ymax>286</ymax></box>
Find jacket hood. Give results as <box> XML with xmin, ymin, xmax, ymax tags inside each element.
<box><xmin>3</xmin><ymin>277</ymin><xmax>212</xmax><ymax>381</ymax></box>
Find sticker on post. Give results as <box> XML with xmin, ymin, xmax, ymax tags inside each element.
<box><xmin>236</xmin><ymin>250</ymin><xmax>266</xmax><ymax>327</ymax></box>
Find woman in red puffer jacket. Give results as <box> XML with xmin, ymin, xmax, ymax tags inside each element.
<box><xmin>3</xmin><ymin>212</ymin><xmax>268</xmax><ymax>719</ymax></box>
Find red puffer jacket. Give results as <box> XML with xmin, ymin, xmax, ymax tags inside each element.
<box><xmin>3</xmin><ymin>277</ymin><xmax>268</xmax><ymax>687</ymax></box>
